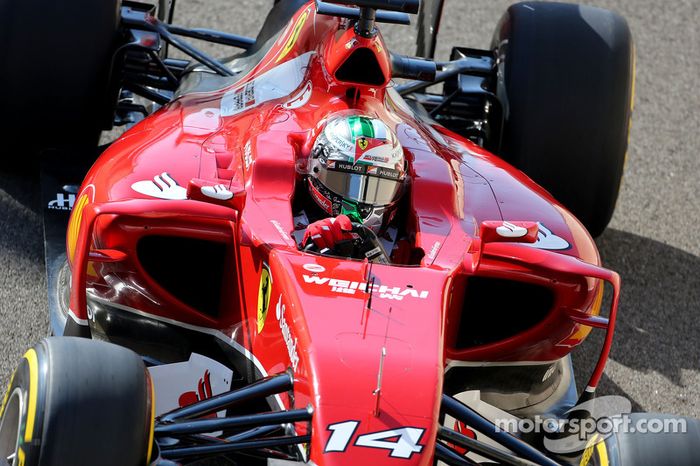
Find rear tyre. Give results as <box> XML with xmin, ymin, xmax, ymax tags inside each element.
<box><xmin>0</xmin><ymin>0</ymin><xmax>122</xmax><ymax>155</ymax></box>
<box><xmin>492</xmin><ymin>2</ymin><xmax>634</xmax><ymax>237</ymax></box>
<box><xmin>609</xmin><ymin>413</ymin><xmax>700</xmax><ymax>465</ymax></box>
<box><xmin>0</xmin><ymin>338</ymin><xmax>153</xmax><ymax>466</ymax></box>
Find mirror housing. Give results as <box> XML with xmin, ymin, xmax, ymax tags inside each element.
<box><xmin>479</xmin><ymin>220</ymin><xmax>538</xmax><ymax>245</ymax></box>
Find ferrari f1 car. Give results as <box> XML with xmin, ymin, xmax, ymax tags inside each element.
<box><xmin>1</xmin><ymin>0</ymin><xmax>698</xmax><ymax>465</ymax></box>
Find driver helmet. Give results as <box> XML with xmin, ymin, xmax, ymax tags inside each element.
<box><xmin>308</xmin><ymin>113</ymin><xmax>406</xmax><ymax>233</ymax></box>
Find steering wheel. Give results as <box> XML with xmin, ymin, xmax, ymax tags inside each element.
<box><xmin>304</xmin><ymin>222</ymin><xmax>391</xmax><ymax>264</ymax></box>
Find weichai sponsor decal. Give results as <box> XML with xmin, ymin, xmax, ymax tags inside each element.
<box><xmin>302</xmin><ymin>274</ymin><xmax>428</xmax><ymax>300</ymax></box>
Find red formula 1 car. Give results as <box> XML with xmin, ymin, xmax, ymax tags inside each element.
<box><xmin>1</xmin><ymin>1</ymin><xmax>698</xmax><ymax>465</ymax></box>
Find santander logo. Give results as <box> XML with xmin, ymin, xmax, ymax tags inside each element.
<box><xmin>276</xmin><ymin>295</ymin><xmax>300</xmax><ymax>372</ymax></box>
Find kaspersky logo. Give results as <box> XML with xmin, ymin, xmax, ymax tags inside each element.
<box><xmin>47</xmin><ymin>192</ymin><xmax>76</xmax><ymax>211</ymax></box>
<box><xmin>276</xmin><ymin>295</ymin><xmax>300</xmax><ymax>372</ymax></box>
<box><xmin>303</xmin><ymin>275</ymin><xmax>428</xmax><ymax>300</ymax></box>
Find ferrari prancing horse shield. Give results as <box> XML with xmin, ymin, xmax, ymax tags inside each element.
<box><xmin>257</xmin><ymin>264</ymin><xmax>272</xmax><ymax>333</ymax></box>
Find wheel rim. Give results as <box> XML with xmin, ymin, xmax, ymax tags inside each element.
<box><xmin>0</xmin><ymin>388</ymin><xmax>24</xmax><ymax>466</ymax></box>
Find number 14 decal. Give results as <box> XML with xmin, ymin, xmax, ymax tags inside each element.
<box><xmin>325</xmin><ymin>421</ymin><xmax>425</xmax><ymax>459</ymax></box>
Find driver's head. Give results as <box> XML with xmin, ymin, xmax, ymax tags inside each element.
<box><xmin>308</xmin><ymin>113</ymin><xmax>406</xmax><ymax>233</ymax></box>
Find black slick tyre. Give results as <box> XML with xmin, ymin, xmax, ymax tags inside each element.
<box><xmin>492</xmin><ymin>2</ymin><xmax>634</xmax><ymax>237</ymax></box>
<box><xmin>609</xmin><ymin>413</ymin><xmax>700</xmax><ymax>466</ymax></box>
<box><xmin>0</xmin><ymin>337</ymin><xmax>154</xmax><ymax>466</ymax></box>
<box><xmin>0</xmin><ymin>0</ymin><xmax>122</xmax><ymax>155</ymax></box>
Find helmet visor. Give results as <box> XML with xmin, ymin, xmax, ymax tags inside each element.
<box><xmin>318</xmin><ymin>169</ymin><xmax>403</xmax><ymax>206</ymax></box>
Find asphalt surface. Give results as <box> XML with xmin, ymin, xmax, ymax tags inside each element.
<box><xmin>0</xmin><ymin>0</ymin><xmax>698</xmax><ymax>420</ymax></box>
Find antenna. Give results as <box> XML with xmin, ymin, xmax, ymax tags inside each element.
<box><xmin>361</xmin><ymin>276</ymin><xmax>376</xmax><ymax>338</ymax></box>
<box><xmin>373</xmin><ymin>307</ymin><xmax>392</xmax><ymax>416</ymax></box>
<box><xmin>366</xmin><ymin>274</ymin><xmax>376</xmax><ymax>312</ymax></box>
<box><xmin>373</xmin><ymin>346</ymin><xmax>387</xmax><ymax>416</ymax></box>
<box><xmin>364</xmin><ymin>259</ymin><xmax>375</xmax><ymax>311</ymax></box>
<box><xmin>360</xmin><ymin>260</ymin><xmax>375</xmax><ymax>338</ymax></box>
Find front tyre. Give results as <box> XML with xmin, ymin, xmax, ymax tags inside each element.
<box><xmin>0</xmin><ymin>338</ymin><xmax>154</xmax><ymax>466</ymax></box>
<box><xmin>601</xmin><ymin>413</ymin><xmax>700</xmax><ymax>466</ymax></box>
<box><xmin>492</xmin><ymin>2</ymin><xmax>635</xmax><ymax>237</ymax></box>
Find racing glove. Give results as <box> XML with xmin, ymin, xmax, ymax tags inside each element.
<box><xmin>303</xmin><ymin>215</ymin><xmax>355</xmax><ymax>250</ymax></box>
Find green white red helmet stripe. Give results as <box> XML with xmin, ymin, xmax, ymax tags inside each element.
<box><xmin>347</xmin><ymin>116</ymin><xmax>387</xmax><ymax>140</ymax></box>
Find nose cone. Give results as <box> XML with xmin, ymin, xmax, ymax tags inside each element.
<box><xmin>279</xmin><ymin>256</ymin><xmax>446</xmax><ymax>465</ymax></box>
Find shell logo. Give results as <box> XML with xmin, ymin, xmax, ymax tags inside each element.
<box><xmin>257</xmin><ymin>265</ymin><xmax>272</xmax><ymax>333</ymax></box>
<box><xmin>67</xmin><ymin>185</ymin><xmax>94</xmax><ymax>262</ymax></box>
<box><xmin>275</xmin><ymin>7</ymin><xmax>310</xmax><ymax>63</ymax></box>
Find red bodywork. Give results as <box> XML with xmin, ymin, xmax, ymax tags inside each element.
<box><xmin>66</xmin><ymin>3</ymin><xmax>620</xmax><ymax>464</ymax></box>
